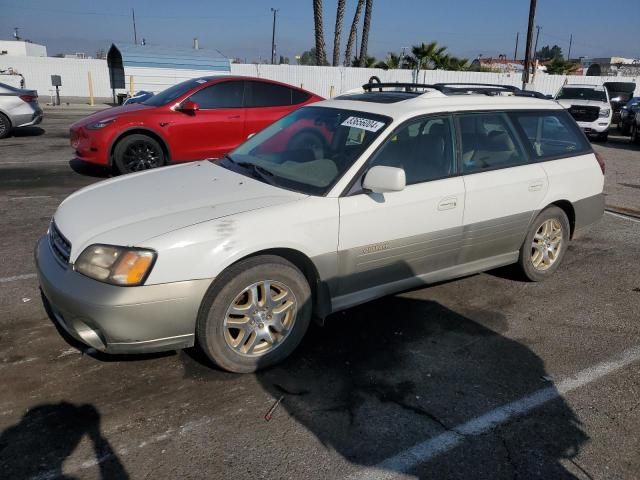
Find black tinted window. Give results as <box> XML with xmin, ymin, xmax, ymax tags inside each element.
<box><xmin>247</xmin><ymin>81</ymin><xmax>292</xmax><ymax>107</ymax></box>
<box><xmin>189</xmin><ymin>81</ymin><xmax>244</xmax><ymax>109</ymax></box>
<box><xmin>458</xmin><ymin>112</ymin><xmax>526</xmax><ymax>173</ymax></box>
<box><xmin>143</xmin><ymin>78</ymin><xmax>203</xmax><ymax>106</ymax></box>
<box><xmin>370</xmin><ymin>116</ymin><xmax>456</xmax><ymax>184</ymax></box>
<box><xmin>292</xmin><ymin>89</ymin><xmax>311</xmax><ymax>104</ymax></box>
<box><xmin>510</xmin><ymin>111</ymin><xmax>591</xmax><ymax>159</ymax></box>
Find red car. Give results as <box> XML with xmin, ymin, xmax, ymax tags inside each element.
<box><xmin>70</xmin><ymin>76</ymin><xmax>322</xmax><ymax>173</ymax></box>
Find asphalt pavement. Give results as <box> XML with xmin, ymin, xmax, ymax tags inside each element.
<box><xmin>0</xmin><ymin>108</ymin><xmax>639</xmax><ymax>480</ymax></box>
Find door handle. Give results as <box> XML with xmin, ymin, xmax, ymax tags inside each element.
<box><xmin>528</xmin><ymin>181</ymin><xmax>544</xmax><ymax>192</ymax></box>
<box><xmin>227</xmin><ymin>115</ymin><xmax>241</xmax><ymax>119</ymax></box>
<box><xmin>247</xmin><ymin>132</ymin><xmax>256</xmax><ymax>139</ymax></box>
<box><xmin>438</xmin><ymin>197</ymin><xmax>457</xmax><ymax>210</ymax></box>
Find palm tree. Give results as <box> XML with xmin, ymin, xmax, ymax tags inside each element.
<box><xmin>344</xmin><ymin>0</ymin><xmax>364</xmax><ymax>66</ymax></box>
<box><xmin>352</xmin><ymin>55</ymin><xmax>377</xmax><ymax>68</ymax></box>
<box><xmin>375</xmin><ymin>52</ymin><xmax>401</xmax><ymax>70</ymax></box>
<box><xmin>358</xmin><ymin>0</ymin><xmax>373</xmax><ymax>67</ymax></box>
<box><xmin>313</xmin><ymin>0</ymin><xmax>327</xmax><ymax>66</ymax></box>
<box><xmin>411</xmin><ymin>41</ymin><xmax>447</xmax><ymax>70</ymax></box>
<box><xmin>332</xmin><ymin>0</ymin><xmax>346</xmax><ymax>66</ymax></box>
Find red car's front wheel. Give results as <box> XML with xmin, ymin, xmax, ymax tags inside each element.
<box><xmin>113</xmin><ymin>134</ymin><xmax>166</xmax><ymax>174</ymax></box>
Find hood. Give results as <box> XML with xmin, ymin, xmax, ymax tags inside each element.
<box><xmin>556</xmin><ymin>98</ymin><xmax>608</xmax><ymax>109</ymax></box>
<box><xmin>54</xmin><ymin>161</ymin><xmax>306</xmax><ymax>260</ymax></box>
<box><xmin>72</xmin><ymin>103</ymin><xmax>153</xmax><ymax>128</ymax></box>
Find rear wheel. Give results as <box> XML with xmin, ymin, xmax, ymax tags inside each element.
<box><xmin>113</xmin><ymin>134</ymin><xmax>166</xmax><ymax>174</ymax></box>
<box><xmin>595</xmin><ymin>131</ymin><xmax>608</xmax><ymax>142</ymax></box>
<box><xmin>196</xmin><ymin>255</ymin><xmax>312</xmax><ymax>373</ymax></box>
<box><xmin>0</xmin><ymin>113</ymin><xmax>11</xmax><ymax>139</ymax></box>
<box><xmin>518</xmin><ymin>206</ymin><xmax>570</xmax><ymax>282</ymax></box>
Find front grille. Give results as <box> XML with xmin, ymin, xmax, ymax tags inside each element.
<box><xmin>568</xmin><ymin>105</ymin><xmax>600</xmax><ymax>122</ymax></box>
<box><xmin>49</xmin><ymin>221</ymin><xmax>72</xmax><ymax>264</ymax></box>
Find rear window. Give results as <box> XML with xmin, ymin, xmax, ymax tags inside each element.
<box><xmin>556</xmin><ymin>88</ymin><xmax>607</xmax><ymax>102</ymax></box>
<box><xmin>247</xmin><ymin>81</ymin><xmax>293</xmax><ymax>107</ymax></box>
<box><xmin>510</xmin><ymin>111</ymin><xmax>591</xmax><ymax>160</ymax></box>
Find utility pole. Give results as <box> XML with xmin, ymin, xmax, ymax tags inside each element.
<box><xmin>533</xmin><ymin>25</ymin><xmax>541</xmax><ymax>60</ymax></box>
<box><xmin>514</xmin><ymin>32</ymin><xmax>519</xmax><ymax>61</ymax></box>
<box><xmin>567</xmin><ymin>33</ymin><xmax>573</xmax><ymax>60</ymax></box>
<box><xmin>522</xmin><ymin>0</ymin><xmax>537</xmax><ymax>88</ymax></box>
<box><xmin>132</xmin><ymin>8</ymin><xmax>138</xmax><ymax>45</ymax></box>
<box><xmin>270</xmin><ymin>8</ymin><xmax>278</xmax><ymax>64</ymax></box>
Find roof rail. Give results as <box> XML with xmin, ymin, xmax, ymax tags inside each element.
<box><xmin>361</xmin><ymin>82</ymin><xmax>445</xmax><ymax>93</ymax></box>
<box><xmin>434</xmin><ymin>82</ymin><xmax>520</xmax><ymax>92</ymax></box>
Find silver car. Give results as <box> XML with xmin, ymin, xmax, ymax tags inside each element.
<box><xmin>0</xmin><ymin>81</ymin><xmax>43</xmax><ymax>138</ymax></box>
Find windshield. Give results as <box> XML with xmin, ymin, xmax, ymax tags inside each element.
<box><xmin>556</xmin><ymin>88</ymin><xmax>607</xmax><ymax>102</ymax></box>
<box><xmin>142</xmin><ymin>78</ymin><xmax>205</xmax><ymax>106</ymax></box>
<box><xmin>219</xmin><ymin>106</ymin><xmax>391</xmax><ymax>195</ymax></box>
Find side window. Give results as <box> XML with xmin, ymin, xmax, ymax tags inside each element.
<box><xmin>189</xmin><ymin>81</ymin><xmax>244</xmax><ymax>109</ymax></box>
<box><xmin>457</xmin><ymin>112</ymin><xmax>526</xmax><ymax>173</ymax></box>
<box><xmin>510</xmin><ymin>111</ymin><xmax>591</xmax><ymax>159</ymax></box>
<box><xmin>369</xmin><ymin>116</ymin><xmax>456</xmax><ymax>185</ymax></box>
<box><xmin>247</xmin><ymin>81</ymin><xmax>292</xmax><ymax>107</ymax></box>
<box><xmin>292</xmin><ymin>89</ymin><xmax>311</xmax><ymax>105</ymax></box>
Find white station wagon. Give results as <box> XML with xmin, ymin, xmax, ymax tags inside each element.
<box><xmin>36</xmin><ymin>82</ymin><xmax>605</xmax><ymax>372</ymax></box>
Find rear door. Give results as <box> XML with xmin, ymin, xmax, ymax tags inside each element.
<box><xmin>456</xmin><ymin>111</ymin><xmax>548</xmax><ymax>264</ymax></box>
<box><xmin>244</xmin><ymin>81</ymin><xmax>309</xmax><ymax>139</ymax></box>
<box><xmin>168</xmin><ymin>80</ymin><xmax>246</xmax><ymax>160</ymax></box>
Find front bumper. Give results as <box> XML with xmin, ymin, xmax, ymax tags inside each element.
<box><xmin>70</xmin><ymin>126</ymin><xmax>110</xmax><ymax>165</ymax></box>
<box><xmin>577</xmin><ymin>120</ymin><xmax>610</xmax><ymax>134</ymax></box>
<box><xmin>35</xmin><ymin>236</ymin><xmax>212</xmax><ymax>354</ymax></box>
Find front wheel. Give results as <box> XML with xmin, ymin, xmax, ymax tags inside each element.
<box><xmin>196</xmin><ymin>255</ymin><xmax>312</xmax><ymax>373</ymax></box>
<box><xmin>517</xmin><ymin>207</ymin><xmax>570</xmax><ymax>282</ymax></box>
<box><xmin>113</xmin><ymin>134</ymin><xmax>166</xmax><ymax>174</ymax></box>
<box><xmin>631</xmin><ymin>124</ymin><xmax>640</xmax><ymax>144</ymax></box>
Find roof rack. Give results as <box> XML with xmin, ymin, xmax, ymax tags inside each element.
<box><xmin>361</xmin><ymin>82</ymin><xmax>445</xmax><ymax>93</ymax></box>
<box><xmin>359</xmin><ymin>78</ymin><xmax>549</xmax><ymax>99</ymax></box>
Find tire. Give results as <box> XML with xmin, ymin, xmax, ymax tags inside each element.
<box><xmin>517</xmin><ymin>206</ymin><xmax>570</xmax><ymax>282</ymax></box>
<box><xmin>196</xmin><ymin>255</ymin><xmax>312</xmax><ymax>373</ymax></box>
<box><xmin>113</xmin><ymin>134</ymin><xmax>166</xmax><ymax>174</ymax></box>
<box><xmin>0</xmin><ymin>113</ymin><xmax>11</xmax><ymax>139</ymax></box>
<box><xmin>631</xmin><ymin>124</ymin><xmax>640</xmax><ymax>145</ymax></box>
<box><xmin>597</xmin><ymin>132</ymin><xmax>608</xmax><ymax>142</ymax></box>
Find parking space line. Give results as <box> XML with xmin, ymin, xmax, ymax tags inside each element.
<box><xmin>605</xmin><ymin>211</ymin><xmax>640</xmax><ymax>224</ymax></box>
<box><xmin>0</xmin><ymin>273</ymin><xmax>37</xmax><ymax>284</ymax></box>
<box><xmin>347</xmin><ymin>345</ymin><xmax>640</xmax><ymax>480</ymax></box>
<box><xmin>7</xmin><ymin>195</ymin><xmax>52</xmax><ymax>201</ymax></box>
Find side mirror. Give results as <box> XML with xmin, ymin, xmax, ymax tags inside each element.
<box><xmin>177</xmin><ymin>99</ymin><xmax>199</xmax><ymax>113</ymax></box>
<box><xmin>362</xmin><ymin>166</ymin><xmax>406</xmax><ymax>194</ymax></box>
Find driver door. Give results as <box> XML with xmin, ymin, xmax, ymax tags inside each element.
<box><xmin>335</xmin><ymin>115</ymin><xmax>465</xmax><ymax>308</ymax></box>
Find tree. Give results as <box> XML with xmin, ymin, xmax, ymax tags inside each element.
<box><xmin>344</xmin><ymin>0</ymin><xmax>364</xmax><ymax>66</ymax></box>
<box><xmin>411</xmin><ymin>41</ymin><xmax>447</xmax><ymax>70</ymax></box>
<box><xmin>332</xmin><ymin>0</ymin><xmax>346</xmax><ymax>66</ymax></box>
<box><xmin>536</xmin><ymin>44</ymin><xmax>563</xmax><ymax>61</ymax></box>
<box><xmin>279</xmin><ymin>55</ymin><xmax>290</xmax><ymax>65</ymax></box>
<box><xmin>545</xmin><ymin>57</ymin><xmax>579</xmax><ymax>75</ymax></box>
<box><xmin>313</xmin><ymin>0</ymin><xmax>328</xmax><ymax>66</ymax></box>
<box><xmin>358</xmin><ymin>0</ymin><xmax>373</xmax><ymax>67</ymax></box>
<box><xmin>375</xmin><ymin>52</ymin><xmax>401</xmax><ymax>70</ymax></box>
<box><xmin>299</xmin><ymin>48</ymin><xmax>328</xmax><ymax>66</ymax></box>
<box><xmin>352</xmin><ymin>55</ymin><xmax>377</xmax><ymax>68</ymax></box>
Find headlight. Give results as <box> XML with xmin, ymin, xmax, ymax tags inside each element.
<box><xmin>599</xmin><ymin>108</ymin><xmax>611</xmax><ymax>118</ymax></box>
<box><xmin>75</xmin><ymin>244</ymin><xmax>156</xmax><ymax>286</ymax></box>
<box><xmin>86</xmin><ymin>118</ymin><xmax>116</xmax><ymax>129</ymax></box>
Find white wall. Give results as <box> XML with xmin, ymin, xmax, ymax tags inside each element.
<box><xmin>1</xmin><ymin>54</ymin><xmax>638</xmax><ymax>100</ymax></box>
<box><xmin>0</xmin><ymin>41</ymin><xmax>47</xmax><ymax>57</ymax></box>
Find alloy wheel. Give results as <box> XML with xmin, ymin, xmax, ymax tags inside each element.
<box><xmin>122</xmin><ymin>141</ymin><xmax>162</xmax><ymax>171</ymax></box>
<box><xmin>531</xmin><ymin>219</ymin><xmax>563</xmax><ymax>271</ymax></box>
<box><xmin>223</xmin><ymin>280</ymin><xmax>297</xmax><ymax>356</ymax></box>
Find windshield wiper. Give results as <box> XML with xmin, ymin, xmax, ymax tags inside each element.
<box><xmin>225</xmin><ymin>155</ymin><xmax>276</xmax><ymax>185</ymax></box>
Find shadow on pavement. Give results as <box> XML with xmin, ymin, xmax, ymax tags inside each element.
<box><xmin>596</xmin><ymin>134</ymin><xmax>640</xmax><ymax>151</ymax></box>
<box><xmin>69</xmin><ymin>158</ymin><xmax>113</xmax><ymax>178</ymax></box>
<box><xmin>9</xmin><ymin>126</ymin><xmax>45</xmax><ymax>138</ymax></box>
<box><xmin>0</xmin><ymin>402</ymin><xmax>129</xmax><ymax>479</ymax></box>
<box><xmin>251</xmin><ymin>295</ymin><xmax>589</xmax><ymax>478</ymax></box>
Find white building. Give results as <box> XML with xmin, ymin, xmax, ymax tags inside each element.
<box><xmin>0</xmin><ymin>40</ymin><xmax>47</xmax><ymax>57</ymax></box>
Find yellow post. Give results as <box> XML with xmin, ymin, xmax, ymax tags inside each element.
<box><xmin>329</xmin><ymin>85</ymin><xmax>335</xmax><ymax>98</ymax></box>
<box><xmin>87</xmin><ymin>71</ymin><xmax>94</xmax><ymax>106</ymax></box>
<box><xmin>129</xmin><ymin>75</ymin><xmax>135</xmax><ymax>97</ymax></box>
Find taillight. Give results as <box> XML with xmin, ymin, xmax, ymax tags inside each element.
<box><xmin>594</xmin><ymin>151</ymin><xmax>605</xmax><ymax>175</ymax></box>
<box><xmin>19</xmin><ymin>94</ymin><xmax>37</xmax><ymax>103</ymax></box>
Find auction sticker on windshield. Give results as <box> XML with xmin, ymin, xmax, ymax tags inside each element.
<box><xmin>341</xmin><ymin>116</ymin><xmax>385</xmax><ymax>132</ymax></box>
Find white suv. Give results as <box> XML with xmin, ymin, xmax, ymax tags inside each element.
<box><xmin>36</xmin><ymin>82</ymin><xmax>605</xmax><ymax>372</ymax></box>
<box><xmin>554</xmin><ymin>84</ymin><xmax>612</xmax><ymax>141</ymax></box>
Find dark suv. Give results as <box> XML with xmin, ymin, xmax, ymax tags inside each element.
<box><xmin>618</xmin><ymin>97</ymin><xmax>640</xmax><ymax>135</ymax></box>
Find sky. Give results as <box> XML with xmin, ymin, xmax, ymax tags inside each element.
<box><xmin>1</xmin><ymin>0</ymin><xmax>639</xmax><ymax>62</ymax></box>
